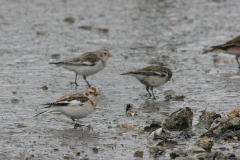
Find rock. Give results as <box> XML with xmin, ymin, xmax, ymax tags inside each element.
<box><xmin>50</xmin><ymin>54</ymin><xmax>61</xmax><ymax>59</ymax></box>
<box><xmin>92</xmin><ymin>147</ymin><xmax>98</xmax><ymax>153</ymax></box>
<box><xmin>36</xmin><ymin>31</ymin><xmax>46</xmax><ymax>36</ymax></box>
<box><xmin>117</xmin><ymin>123</ymin><xmax>134</xmax><ymax>130</ymax></box>
<box><xmin>200</xmin><ymin>117</ymin><xmax>240</xmax><ymax>137</ymax></box>
<box><xmin>11</xmin><ymin>89</ymin><xmax>17</xmax><ymax>94</ymax></box>
<box><xmin>0</xmin><ymin>131</ymin><xmax>24</xmax><ymax>134</ymax></box>
<box><xmin>230</xmin><ymin>75</ymin><xmax>240</xmax><ymax>79</ymax></box>
<box><xmin>11</xmin><ymin>98</ymin><xmax>20</xmax><ymax>103</ymax></box>
<box><xmin>14</xmin><ymin>123</ymin><xmax>26</xmax><ymax>128</ymax></box>
<box><xmin>63</xmin><ymin>17</ymin><xmax>75</xmax><ymax>24</ymax></box>
<box><xmin>172</xmin><ymin>95</ymin><xmax>186</xmax><ymax>101</ymax></box>
<box><xmin>157</xmin><ymin>139</ymin><xmax>178</xmax><ymax>148</ymax></box>
<box><xmin>134</xmin><ymin>151</ymin><xmax>143</xmax><ymax>158</ymax></box>
<box><xmin>98</xmin><ymin>27</ymin><xmax>109</xmax><ymax>33</ymax></box>
<box><xmin>196</xmin><ymin>151</ymin><xmax>227</xmax><ymax>160</ymax></box>
<box><xmin>170</xmin><ymin>149</ymin><xmax>188</xmax><ymax>159</ymax></box>
<box><xmin>37</xmin><ymin>85</ymin><xmax>48</xmax><ymax>90</ymax></box>
<box><xmin>144</xmin><ymin>123</ymin><xmax>161</xmax><ymax>132</ymax></box>
<box><xmin>188</xmin><ymin>146</ymin><xmax>206</xmax><ymax>154</ymax></box>
<box><xmin>63</xmin><ymin>154</ymin><xmax>73</xmax><ymax>159</ymax></box>
<box><xmin>200</xmin><ymin>110</ymin><xmax>216</xmax><ymax>122</ymax></box>
<box><xmin>78</xmin><ymin>25</ymin><xmax>91</xmax><ymax>30</ymax></box>
<box><xmin>195</xmin><ymin>136</ymin><xmax>214</xmax><ymax>151</ymax></box>
<box><xmin>148</xmin><ymin>146</ymin><xmax>165</xmax><ymax>154</ymax></box>
<box><xmin>162</xmin><ymin>107</ymin><xmax>193</xmax><ymax>130</ymax></box>
<box><xmin>227</xmin><ymin>107</ymin><xmax>240</xmax><ymax>118</ymax></box>
<box><xmin>149</xmin><ymin>128</ymin><xmax>170</xmax><ymax>139</ymax></box>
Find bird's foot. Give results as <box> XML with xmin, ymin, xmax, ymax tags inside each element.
<box><xmin>74</xmin><ymin>123</ymin><xmax>85</xmax><ymax>129</ymax></box>
<box><xmin>70</xmin><ymin>82</ymin><xmax>79</xmax><ymax>86</ymax></box>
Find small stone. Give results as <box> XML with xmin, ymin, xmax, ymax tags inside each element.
<box><xmin>98</xmin><ymin>27</ymin><xmax>109</xmax><ymax>32</ymax></box>
<box><xmin>170</xmin><ymin>22</ymin><xmax>176</xmax><ymax>26</ymax></box>
<box><xmin>188</xmin><ymin>146</ymin><xmax>206</xmax><ymax>154</ymax></box>
<box><xmin>170</xmin><ymin>149</ymin><xmax>188</xmax><ymax>159</ymax></box>
<box><xmin>11</xmin><ymin>89</ymin><xmax>17</xmax><ymax>94</ymax></box>
<box><xmin>36</xmin><ymin>31</ymin><xmax>46</xmax><ymax>36</ymax></box>
<box><xmin>92</xmin><ymin>147</ymin><xmax>98</xmax><ymax>154</ymax></box>
<box><xmin>134</xmin><ymin>151</ymin><xmax>143</xmax><ymax>158</ymax></box>
<box><xmin>11</xmin><ymin>98</ymin><xmax>20</xmax><ymax>103</ymax></box>
<box><xmin>99</xmin><ymin>12</ymin><xmax>105</xmax><ymax>17</ymax></box>
<box><xmin>14</xmin><ymin>123</ymin><xmax>26</xmax><ymax>128</ymax></box>
<box><xmin>63</xmin><ymin>154</ymin><xmax>73</xmax><ymax>159</ymax></box>
<box><xmin>78</xmin><ymin>25</ymin><xmax>91</xmax><ymax>30</ymax></box>
<box><xmin>117</xmin><ymin>123</ymin><xmax>134</xmax><ymax>130</ymax></box>
<box><xmin>37</xmin><ymin>85</ymin><xmax>48</xmax><ymax>90</ymax></box>
<box><xmin>64</xmin><ymin>17</ymin><xmax>75</xmax><ymax>24</ymax></box>
<box><xmin>148</xmin><ymin>146</ymin><xmax>165</xmax><ymax>154</ymax></box>
<box><xmin>50</xmin><ymin>54</ymin><xmax>61</xmax><ymax>59</ymax></box>
<box><xmin>172</xmin><ymin>95</ymin><xmax>186</xmax><ymax>100</ymax></box>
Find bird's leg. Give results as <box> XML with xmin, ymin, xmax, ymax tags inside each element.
<box><xmin>75</xmin><ymin>73</ymin><xmax>79</xmax><ymax>86</ymax></box>
<box><xmin>71</xmin><ymin>118</ymin><xmax>77</xmax><ymax>124</ymax></box>
<box><xmin>146</xmin><ymin>86</ymin><xmax>151</xmax><ymax>97</ymax></box>
<box><xmin>72</xmin><ymin>118</ymin><xmax>84</xmax><ymax>129</ymax></box>
<box><xmin>150</xmin><ymin>86</ymin><xmax>156</xmax><ymax>100</ymax></box>
<box><xmin>236</xmin><ymin>55</ymin><xmax>240</xmax><ymax>68</ymax></box>
<box><xmin>83</xmin><ymin>76</ymin><xmax>91</xmax><ymax>87</ymax></box>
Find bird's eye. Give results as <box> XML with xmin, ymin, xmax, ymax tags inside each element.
<box><xmin>104</xmin><ymin>53</ymin><xmax>107</xmax><ymax>55</ymax></box>
<box><xmin>89</xmin><ymin>91</ymin><xmax>92</xmax><ymax>94</ymax></box>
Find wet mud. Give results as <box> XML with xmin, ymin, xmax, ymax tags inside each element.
<box><xmin>1</xmin><ymin>0</ymin><xmax>240</xmax><ymax>159</ymax></box>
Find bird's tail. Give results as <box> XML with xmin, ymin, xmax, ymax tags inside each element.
<box><xmin>202</xmin><ymin>45</ymin><xmax>223</xmax><ymax>54</ymax></box>
<box><xmin>34</xmin><ymin>110</ymin><xmax>52</xmax><ymax>117</ymax></box>
<box><xmin>120</xmin><ymin>71</ymin><xmax>133</xmax><ymax>75</ymax></box>
<box><xmin>49</xmin><ymin>62</ymin><xmax>62</xmax><ymax>64</ymax></box>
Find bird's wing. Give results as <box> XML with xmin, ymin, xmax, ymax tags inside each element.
<box><xmin>224</xmin><ymin>35</ymin><xmax>240</xmax><ymax>46</ymax></box>
<box><xmin>49</xmin><ymin>52</ymin><xmax>101</xmax><ymax>66</ymax></box>
<box><xmin>43</xmin><ymin>92</ymin><xmax>89</xmax><ymax>107</ymax></box>
<box><xmin>122</xmin><ymin>66</ymin><xmax>172</xmax><ymax>80</ymax></box>
<box><xmin>202</xmin><ymin>36</ymin><xmax>240</xmax><ymax>54</ymax></box>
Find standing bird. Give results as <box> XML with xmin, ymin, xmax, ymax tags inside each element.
<box><xmin>50</xmin><ymin>49</ymin><xmax>112</xmax><ymax>86</ymax></box>
<box><xmin>34</xmin><ymin>87</ymin><xmax>98</xmax><ymax>126</ymax></box>
<box><xmin>121</xmin><ymin>66</ymin><xmax>172</xmax><ymax>99</ymax></box>
<box><xmin>202</xmin><ymin>35</ymin><xmax>240</xmax><ymax>68</ymax></box>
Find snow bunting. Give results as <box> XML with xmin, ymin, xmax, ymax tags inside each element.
<box><xmin>121</xmin><ymin>66</ymin><xmax>172</xmax><ymax>99</ymax></box>
<box><xmin>34</xmin><ymin>87</ymin><xmax>98</xmax><ymax>125</ymax></box>
<box><xmin>50</xmin><ymin>49</ymin><xmax>112</xmax><ymax>86</ymax></box>
<box><xmin>202</xmin><ymin>35</ymin><xmax>240</xmax><ymax>68</ymax></box>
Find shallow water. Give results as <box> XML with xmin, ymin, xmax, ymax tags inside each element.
<box><xmin>1</xmin><ymin>0</ymin><xmax>240</xmax><ymax>159</ymax></box>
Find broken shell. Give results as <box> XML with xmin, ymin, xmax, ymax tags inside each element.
<box><xmin>227</xmin><ymin>107</ymin><xmax>240</xmax><ymax>118</ymax></box>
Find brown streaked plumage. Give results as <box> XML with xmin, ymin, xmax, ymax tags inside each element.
<box><xmin>202</xmin><ymin>35</ymin><xmax>240</xmax><ymax>68</ymax></box>
<box><xmin>121</xmin><ymin>65</ymin><xmax>172</xmax><ymax>99</ymax></box>
<box><xmin>50</xmin><ymin>49</ymin><xmax>112</xmax><ymax>86</ymax></box>
<box><xmin>34</xmin><ymin>87</ymin><xmax>98</xmax><ymax>126</ymax></box>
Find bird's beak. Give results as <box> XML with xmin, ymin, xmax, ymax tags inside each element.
<box><xmin>108</xmin><ymin>53</ymin><xmax>112</xmax><ymax>57</ymax></box>
<box><xmin>95</xmin><ymin>92</ymin><xmax>98</xmax><ymax>96</ymax></box>
<box><xmin>169</xmin><ymin>78</ymin><xmax>171</xmax><ymax>81</ymax></box>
